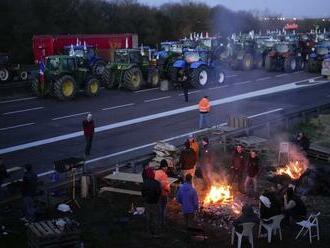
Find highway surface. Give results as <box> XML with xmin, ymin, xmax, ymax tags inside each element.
<box><xmin>0</xmin><ymin>69</ymin><xmax>329</xmax><ymax>180</ymax></box>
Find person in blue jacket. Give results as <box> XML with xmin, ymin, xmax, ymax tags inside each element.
<box><xmin>176</xmin><ymin>173</ymin><xmax>199</xmax><ymax>228</ymax></box>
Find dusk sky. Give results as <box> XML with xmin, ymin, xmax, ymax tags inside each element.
<box><xmin>139</xmin><ymin>0</ymin><xmax>330</xmax><ymax>18</ymax></box>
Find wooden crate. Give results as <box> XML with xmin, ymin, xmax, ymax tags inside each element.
<box><xmin>308</xmin><ymin>144</ymin><xmax>330</xmax><ymax>162</ymax></box>
<box><xmin>27</xmin><ymin>218</ymin><xmax>80</xmax><ymax>248</ymax></box>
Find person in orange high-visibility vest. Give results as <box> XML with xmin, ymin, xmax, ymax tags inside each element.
<box><xmin>198</xmin><ymin>96</ymin><xmax>210</xmax><ymax>129</ymax></box>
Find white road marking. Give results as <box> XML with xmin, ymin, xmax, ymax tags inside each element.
<box><xmin>2</xmin><ymin>107</ymin><xmax>44</xmax><ymax>115</ymax></box>
<box><xmin>52</xmin><ymin>112</ymin><xmax>90</xmax><ymax>121</ymax></box>
<box><xmin>247</xmin><ymin>108</ymin><xmax>283</xmax><ymax>119</ymax></box>
<box><xmin>134</xmin><ymin>88</ymin><xmax>159</xmax><ymax>93</ymax></box>
<box><xmin>276</xmin><ymin>73</ymin><xmax>288</xmax><ymax>78</ymax></box>
<box><xmin>0</xmin><ymin>122</ymin><xmax>35</xmax><ymax>131</ymax></box>
<box><xmin>102</xmin><ymin>103</ymin><xmax>135</xmax><ymax>111</ymax></box>
<box><xmin>226</xmin><ymin>75</ymin><xmax>238</xmax><ymax>78</ymax></box>
<box><xmin>256</xmin><ymin>77</ymin><xmax>271</xmax><ymax>81</ymax></box>
<box><xmin>0</xmin><ymin>76</ymin><xmax>324</xmax><ymax>155</ymax></box>
<box><xmin>0</xmin><ymin>97</ymin><xmax>37</xmax><ymax>104</ymax></box>
<box><xmin>178</xmin><ymin>90</ymin><xmax>201</xmax><ymax>96</ymax></box>
<box><xmin>293</xmin><ymin>71</ymin><xmax>302</xmax><ymax>74</ymax></box>
<box><xmin>234</xmin><ymin>80</ymin><xmax>251</xmax><ymax>85</ymax></box>
<box><xmin>144</xmin><ymin>96</ymin><xmax>171</xmax><ymax>103</ymax></box>
<box><xmin>209</xmin><ymin>85</ymin><xmax>229</xmax><ymax>90</ymax></box>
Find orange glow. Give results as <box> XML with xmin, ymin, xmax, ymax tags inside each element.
<box><xmin>204</xmin><ymin>185</ymin><xmax>233</xmax><ymax>205</ymax></box>
<box><xmin>275</xmin><ymin>161</ymin><xmax>306</xmax><ymax>180</ymax></box>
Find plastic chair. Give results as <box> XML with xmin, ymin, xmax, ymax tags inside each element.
<box><xmin>231</xmin><ymin>222</ymin><xmax>255</xmax><ymax>248</ymax></box>
<box><xmin>258</xmin><ymin>214</ymin><xmax>284</xmax><ymax>243</ymax></box>
<box><xmin>295</xmin><ymin>212</ymin><xmax>320</xmax><ymax>243</ymax></box>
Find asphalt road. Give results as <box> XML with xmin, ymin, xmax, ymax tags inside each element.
<box><xmin>0</xmin><ymin>68</ymin><xmax>329</xmax><ymax>179</ymax></box>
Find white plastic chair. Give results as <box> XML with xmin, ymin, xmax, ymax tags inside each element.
<box><xmin>231</xmin><ymin>222</ymin><xmax>255</xmax><ymax>248</ymax></box>
<box><xmin>295</xmin><ymin>212</ymin><xmax>320</xmax><ymax>243</ymax></box>
<box><xmin>258</xmin><ymin>214</ymin><xmax>284</xmax><ymax>243</ymax></box>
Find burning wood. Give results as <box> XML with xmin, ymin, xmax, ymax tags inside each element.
<box><xmin>204</xmin><ymin>185</ymin><xmax>233</xmax><ymax>205</ymax></box>
<box><xmin>274</xmin><ymin>160</ymin><xmax>307</xmax><ymax>180</ymax></box>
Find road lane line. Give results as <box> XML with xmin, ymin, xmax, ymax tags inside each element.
<box><xmin>226</xmin><ymin>75</ymin><xmax>238</xmax><ymax>78</ymax></box>
<box><xmin>178</xmin><ymin>90</ymin><xmax>201</xmax><ymax>96</ymax></box>
<box><xmin>209</xmin><ymin>85</ymin><xmax>229</xmax><ymax>90</ymax></box>
<box><xmin>293</xmin><ymin>71</ymin><xmax>302</xmax><ymax>74</ymax></box>
<box><xmin>2</xmin><ymin>107</ymin><xmax>44</xmax><ymax>115</ymax></box>
<box><xmin>134</xmin><ymin>88</ymin><xmax>159</xmax><ymax>93</ymax></box>
<box><xmin>256</xmin><ymin>77</ymin><xmax>271</xmax><ymax>81</ymax></box>
<box><xmin>234</xmin><ymin>80</ymin><xmax>251</xmax><ymax>85</ymax></box>
<box><xmin>102</xmin><ymin>103</ymin><xmax>135</xmax><ymax>111</ymax></box>
<box><xmin>0</xmin><ymin>97</ymin><xmax>37</xmax><ymax>104</ymax></box>
<box><xmin>52</xmin><ymin>112</ymin><xmax>90</xmax><ymax>121</ymax></box>
<box><xmin>0</xmin><ymin>76</ymin><xmax>324</xmax><ymax>155</ymax></box>
<box><xmin>275</xmin><ymin>73</ymin><xmax>288</xmax><ymax>78</ymax></box>
<box><xmin>144</xmin><ymin>96</ymin><xmax>171</xmax><ymax>103</ymax></box>
<box><xmin>0</xmin><ymin>122</ymin><xmax>35</xmax><ymax>131</ymax></box>
<box><xmin>247</xmin><ymin>108</ymin><xmax>283</xmax><ymax>119</ymax></box>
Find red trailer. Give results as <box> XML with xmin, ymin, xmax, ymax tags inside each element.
<box><xmin>32</xmin><ymin>33</ymin><xmax>138</xmax><ymax>64</ymax></box>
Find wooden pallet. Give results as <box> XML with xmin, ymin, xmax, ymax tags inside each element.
<box><xmin>27</xmin><ymin>218</ymin><xmax>80</xmax><ymax>248</ymax></box>
<box><xmin>234</xmin><ymin>136</ymin><xmax>268</xmax><ymax>148</ymax></box>
<box><xmin>308</xmin><ymin>144</ymin><xmax>330</xmax><ymax>162</ymax></box>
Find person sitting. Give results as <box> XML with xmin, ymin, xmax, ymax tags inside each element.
<box><xmin>259</xmin><ymin>190</ymin><xmax>282</xmax><ymax>222</ymax></box>
<box><xmin>284</xmin><ymin>187</ymin><xmax>307</xmax><ymax>223</ymax></box>
<box><xmin>233</xmin><ymin>204</ymin><xmax>259</xmax><ymax>232</ymax></box>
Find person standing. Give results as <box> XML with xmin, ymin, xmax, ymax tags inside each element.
<box><xmin>155</xmin><ymin>160</ymin><xmax>170</xmax><ymax>228</ymax></box>
<box><xmin>82</xmin><ymin>113</ymin><xmax>95</xmax><ymax>157</ymax></box>
<box><xmin>178</xmin><ymin>141</ymin><xmax>197</xmax><ymax>181</ymax></box>
<box><xmin>188</xmin><ymin>135</ymin><xmax>199</xmax><ymax>160</ymax></box>
<box><xmin>141</xmin><ymin>167</ymin><xmax>162</xmax><ymax>238</ymax></box>
<box><xmin>231</xmin><ymin>145</ymin><xmax>245</xmax><ymax>192</ymax></box>
<box><xmin>22</xmin><ymin>164</ymin><xmax>38</xmax><ymax>222</ymax></box>
<box><xmin>177</xmin><ymin>69</ymin><xmax>189</xmax><ymax>102</ymax></box>
<box><xmin>244</xmin><ymin>151</ymin><xmax>259</xmax><ymax>195</ymax></box>
<box><xmin>0</xmin><ymin>158</ymin><xmax>8</xmax><ymax>200</ymax></box>
<box><xmin>176</xmin><ymin>174</ymin><xmax>199</xmax><ymax>228</ymax></box>
<box><xmin>198</xmin><ymin>96</ymin><xmax>210</xmax><ymax>129</ymax></box>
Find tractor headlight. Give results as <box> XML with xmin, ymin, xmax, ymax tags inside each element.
<box><xmin>312</xmin><ymin>47</ymin><xmax>315</xmax><ymax>52</ymax></box>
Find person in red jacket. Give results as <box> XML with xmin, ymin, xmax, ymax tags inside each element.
<box><xmin>244</xmin><ymin>151</ymin><xmax>259</xmax><ymax>195</ymax></box>
<box><xmin>82</xmin><ymin>113</ymin><xmax>95</xmax><ymax>156</ymax></box>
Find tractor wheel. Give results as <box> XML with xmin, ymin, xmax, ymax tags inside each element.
<box><xmin>20</xmin><ymin>71</ymin><xmax>28</xmax><ymax>81</ymax></box>
<box><xmin>242</xmin><ymin>53</ymin><xmax>254</xmax><ymax>71</ymax></box>
<box><xmin>85</xmin><ymin>77</ymin><xmax>100</xmax><ymax>97</ymax></box>
<box><xmin>255</xmin><ymin>55</ymin><xmax>264</xmax><ymax>69</ymax></box>
<box><xmin>214</xmin><ymin>69</ymin><xmax>226</xmax><ymax>86</ymax></box>
<box><xmin>31</xmin><ymin>78</ymin><xmax>43</xmax><ymax>97</ymax></box>
<box><xmin>284</xmin><ymin>56</ymin><xmax>297</xmax><ymax>73</ymax></box>
<box><xmin>92</xmin><ymin>60</ymin><xmax>106</xmax><ymax>77</ymax></box>
<box><xmin>190</xmin><ymin>66</ymin><xmax>209</xmax><ymax>88</ymax></box>
<box><xmin>0</xmin><ymin>68</ymin><xmax>10</xmax><ymax>82</ymax></box>
<box><xmin>101</xmin><ymin>68</ymin><xmax>116</xmax><ymax>89</ymax></box>
<box><xmin>54</xmin><ymin>75</ymin><xmax>78</xmax><ymax>100</ymax></box>
<box><xmin>147</xmin><ymin>68</ymin><xmax>160</xmax><ymax>88</ymax></box>
<box><xmin>123</xmin><ymin>67</ymin><xmax>143</xmax><ymax>91</ymax></box>
<box><xmin>169</xmin><ymin>67</ymin><xmax>178</xmax><ymax>83</ymax></box>
<box><xmin>265</xmin><ymin>55</ymin><xmax>273</xmax><ymax>72</ymax></box>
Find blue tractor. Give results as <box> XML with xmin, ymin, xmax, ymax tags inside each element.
<box><xmin>306</xmin><ymin>40</ymin><xmax>330</xmax><ymax>73</ymax></box>
<box><xmin>170</xmin><ymin>49</ymin><xmax>225</xmax><ymax>88</ymax></box>
<box><xmin>64</xmin><ymin>44</ymin><xmax>106</xmax><ymax>77</ymax></box>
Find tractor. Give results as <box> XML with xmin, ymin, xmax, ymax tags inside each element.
<box><xmin>170</xmin><ymin>49</ymin><xmax>225</xmax><ymax>89</ymax></box>
<box><xmin>265</xmin><ymin>42</ymin><xmax>304</xmax><ymax>72</ymax></box>
<box><xmin>102</xmin><ymin>49</ymin><xmax>160</xmax><ymax>91</ymax></box>
<box><xmin>0</xmin><ymin>53</ymin><xmax>29</xmax><ymax>82</ymax></box>
<box><xmin>63</xmin><ymin>45</ymin><xmax>106</xmax><ymax>77</ymax></box>
<box><xmin>32</xmin><ymin>55</ymin><xmax>100</xmax><ymax>100</ymax></box>
<box><xmin>306</xmin><ymin>40</ymin><xmax>330</xmax><ymax>73</ymax></box>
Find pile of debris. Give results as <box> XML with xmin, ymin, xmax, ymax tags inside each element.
<box><xmin>149</xmin><ymin>142</ymin><xmax>179</xmax><ymax>169</ymax></box>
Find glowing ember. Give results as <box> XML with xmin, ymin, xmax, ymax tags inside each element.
<box><xmin>275</xmin><ymin>160</ymin><xmax>306</xmax><ymax>180</ymax></box>
<box><xmin>204</xmin><ymin>185</ymin><xmax>233</xmax><ymax>205</ymax></box>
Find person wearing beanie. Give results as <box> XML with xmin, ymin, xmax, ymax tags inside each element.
<box><xmin>178</xmin><ymin>141</ymin><xmax>197</xmax><ymax>183</ymax></box>
<box><xmin>155</xmin><ymin>159</ymin><xmax>170</xmax><ymax>228</ymax></box>
<box><xmin>141</xmin><ymin>167</ymin><xmax>161</xmax><ymax>237</ymax></box>
<box><xmin>82</xmin><ymin>113</ymin><xmax>95</xmax><ymax>156</ymax></box>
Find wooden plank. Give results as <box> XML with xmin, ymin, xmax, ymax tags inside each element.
<box><xmin>104</xmin><ymin>172</ymin><xmax>177</xmax><ymax>185</ymax></box>
<box><xmin>28</xmin><ymin>224</ymin><xmax>42</xmax><ymax>237</ymax></box>
<box><xmin>39</xmin><ymin>222</ymin><xmax>56</xmax><ymax>236</ymax></box>
<box><xmin>45</xmin><ymin>221</ymin><xmax>61</xmax><ymax>234</ymax></box>
<box><xmin>33</xmin><ymin>223</ymin><xmax>48</xmax><ymax>236</ymax></box>
<box><xmin>100</xmin><ymin>187</ymin><xmax>142</xmax><ymax>196</ymax></box>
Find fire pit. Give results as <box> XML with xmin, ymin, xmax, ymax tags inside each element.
<box><xmin>274</xmin><ymin>160</ymin><xmax>307</xmax><ymax>180</ymax></box>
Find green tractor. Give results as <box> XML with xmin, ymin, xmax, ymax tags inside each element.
<box><xmin>102</xmin><ymin>49</ymin><xmax>160</xmax><ymax>91</ymax></box>
<box><xmin>32</xmin><ymin>55</ymin><xmax>100</xmax><ymax>100</ymax></box>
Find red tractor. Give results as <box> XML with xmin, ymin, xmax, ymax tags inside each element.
<box><xmin>265</xmin><ymin>42</ymin><xmax>304</xmax><ymax>72</ymax></box>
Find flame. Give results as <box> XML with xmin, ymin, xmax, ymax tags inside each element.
<box><xmin>204</xmin><ymin>185</ymin><xmax>233</xmax><ymax>205</ymax></box>
<box><xmin>275</xmin><ymin>160</ymin><xmax>306</xmax><ymax>180</ymax></box>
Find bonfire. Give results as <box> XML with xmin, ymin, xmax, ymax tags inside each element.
<box><xmin>275</xmin><ymin>160</ymin><xmax>307</xmax><ymax>180</ymax></box>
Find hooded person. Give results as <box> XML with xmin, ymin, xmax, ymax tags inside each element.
<box><xmin>176</xmin><ymin>174</ymin><xmax>199</xmax><ymax>228</ymax></box>
<box><xmin>82</xmin><ymin>113</ymin><xmax>95</xmax><ymax>156</ymax></box>
<box><xmin>178</xmin><ymin>141</ymin><xmax>197</xmax><ymax>181</ymax></box>
<box><xmin>141</xmin><ymin>167</ymin><xmax>162</xmax><ymax>237</ymax></box>
<box><xmin>233</xmin><ymin>204</ymin><xmax>259</xmax><ymax>232</ymax></box>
